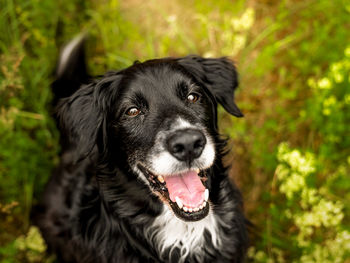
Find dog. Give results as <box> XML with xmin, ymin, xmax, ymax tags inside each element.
<box><xmin>34</xmin><ymin>35</ymin><xmax>249</xmax><ymax>263</ymax></box>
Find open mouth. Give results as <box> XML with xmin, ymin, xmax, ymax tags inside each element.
<box><xmin>138</xmin><ymin>165</ymin><xmax>210</xmax><ymax>221</ymax></box>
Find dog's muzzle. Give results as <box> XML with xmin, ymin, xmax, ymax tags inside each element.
<box><xmin>137</xmin><ymin>123</ymin><xmax>215</xmax><ymax>221</ymax></box>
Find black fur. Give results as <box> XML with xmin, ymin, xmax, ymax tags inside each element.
<box><xmin>34</xmin><ymin>37</ymin><xmax>248</xmax><ymax>262</ymax></box>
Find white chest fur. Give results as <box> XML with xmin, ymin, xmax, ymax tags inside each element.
<box><xmin>146</xmin><ymin>206</ymin><xmax>221</xmax><ymax>262</ymax></box>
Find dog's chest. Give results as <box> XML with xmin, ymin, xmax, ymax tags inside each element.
<box><xmin>146</xmin><ymin>206</ymin><xmax>221</xmax><ymax>262</ymax></box>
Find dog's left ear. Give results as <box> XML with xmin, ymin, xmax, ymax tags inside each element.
<box><xmin>177</xmin><ymin>55</ymin><xmax>243</xmax><ymax>117</ymax></box>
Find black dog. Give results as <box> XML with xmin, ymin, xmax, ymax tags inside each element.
<box><xmin>34</xmin><ymin>35</ymin><xmax>248</xmax><ymax>262</ymax></box>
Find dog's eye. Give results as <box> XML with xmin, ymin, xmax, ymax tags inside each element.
<box><xmin>187</xmin><ymin>93</ymin><xmax>199</xmax><ymax>103</ymax></box>
<box><xmin>126</xmin><ymin>107</ymin><xmax>141</xmax><ymax>117</ymax></box>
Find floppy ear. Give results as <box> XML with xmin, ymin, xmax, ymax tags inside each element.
<box><xmin>58</xmin><ymin>76</ymin><xmax>119</xmax><ymax>163</ymax></box>
<box><xmin>177</xmin><ymin>55</ymin><xmax>243</xmax><ymax>117</ymax></box>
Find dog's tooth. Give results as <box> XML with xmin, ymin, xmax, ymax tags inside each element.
<box><xmin>194</xmin><ymin>207</ymin><xmax>199</xmax><ymax>212</ymax></box>
<box><xmin>188</xmin><ymin>208</ymin><xmax>193</xmax><ymax>213</ymax></box>
<box><xmin>202</xmin><ymin>201</ymin><xmax>206</xmax><ymax>208</ymax></box>
<box><xmin>204</xmin><ymin>189</ymin><xmax>209</xmax><ymax>201</ymax></box>
<box><xmin>175</xmin><ymin>196</ymin><xmax>183</xmax><ymax>209</ymax></box>
<box><xmin>183</xmin><ymin>206</ymin><xmax>188</xmax><ymax>212</ymax></box>
<box><xmin>195</xmin><ymin>168</ymin><xmax>200</xmax><ymax>173</ymax></box>
<box><xmin>157</xmin><ymin>175</ymin><xmax>165</xmax><ymax>183</ymax></box>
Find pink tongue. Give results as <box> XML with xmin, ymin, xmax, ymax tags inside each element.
<box><xmin>164</xmin><ymin>171</ymin><xmax>205</xmax><ymax>208</ymax></box>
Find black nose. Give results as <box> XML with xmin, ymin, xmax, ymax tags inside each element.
<box><xmin>167</xmin><ymin>129</ymin><xmax>206</xmax><ymax>164</ymax></box>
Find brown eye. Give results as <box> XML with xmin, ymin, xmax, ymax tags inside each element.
<box><xmin>187</xmin><ymin>93</ymin><xmax>199</xmax><ymax>103</ymax></box>
<box><xmin>126</xmin><ymin>107</ymin><xmax>141</xmax><ymax>117</ymax></box>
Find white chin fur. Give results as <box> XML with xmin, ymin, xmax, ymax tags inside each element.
<box><xmin>146</xmin><ymin>205</ymin><xmax>221</xmax><ymax>262</ymax></box>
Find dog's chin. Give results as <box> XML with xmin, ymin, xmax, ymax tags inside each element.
<box><xmin>137</xmin><ymin>164</ymin><xmax>210</xmax><ymax>222</ymax></box>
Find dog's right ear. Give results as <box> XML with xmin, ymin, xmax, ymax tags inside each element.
<box><xmin>58</xmin><ymin>76</ymin><xmax>121</xmax><ymax>163</ymax></box>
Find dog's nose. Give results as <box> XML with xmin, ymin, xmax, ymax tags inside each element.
<box><xmin>167</xmin><ymin>129</ymin><xmax>206</xmax><ymax>163</ymax></box>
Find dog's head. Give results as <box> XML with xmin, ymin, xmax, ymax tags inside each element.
<box><xmin>57</xmin><ymin>41</ymin><xmax>242</xmax><ymax>222</ymax></box>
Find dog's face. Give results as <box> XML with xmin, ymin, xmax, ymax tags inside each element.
<box><xmin>59</xmin><ymin>56</ymin><xmax>243</xmax><ymax>222</ymax></box>
<box><xmin>111</xmin><ymin>62</ymin><xmax>217</xmax><ymax>221</ymax></box>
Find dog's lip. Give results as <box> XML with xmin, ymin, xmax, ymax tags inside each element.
<box><xmin>137</xmin><ymin>163</ymin><xmax>210</xmax><ymax>221</ymax></box>
<box><xmin>139</xmin><ymin>165</ymin><xmax>201</xmax><ymax>178</ymax></box>
<box><xmin>137</xmin><ymin>163</ymin><xmax>206</xmax><ymax>181</ymax></box>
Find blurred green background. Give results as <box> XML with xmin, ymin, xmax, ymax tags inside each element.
<box><xmin>0</xmin><ymin>0</ymin><xmax>350</xmax><ymax>262</ymax></box>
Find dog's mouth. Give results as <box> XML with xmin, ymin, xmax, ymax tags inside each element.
<box><xmin>138</xmin><ymin>164</ymin><xmax>209</xmax><ymax>221</ymax></box>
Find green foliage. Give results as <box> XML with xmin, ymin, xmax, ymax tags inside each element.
<box><xmin>0</xmin><ymin>0</ymin><xmax>60</xmax><ymax>228</ymax></box>
<box><xmin>249</xmin><ymin>143</ymin><xmax>350</xmax><ymax>262</ymax></box>
<box><xmin>1</xmin><ymin>0</ymin><xmax>350</xmax><ymax>262</ymax></box>
<box><xmin>248</xmin><ymin>45</ymin><xmax>350</xmax><ymax>262</ymax></box>
<box><xmin>14</xmin><ymin>226</ymin><xmax>53</xmax><ymax>263</ymax></box>
<box><xmin>305</xmin><ymin>47</ymin><xmax>350</xmax><ymax>161</ymax></box>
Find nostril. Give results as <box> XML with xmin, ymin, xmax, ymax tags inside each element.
<box><xmin>194</xmin><ymin>139</ymin><xmax>204</xmax><ymax>150</ymax></box>
<box><xmin>173</xmin><ymin>144</ymin><xmax>184</xmax><ymax>154</ymax></box>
